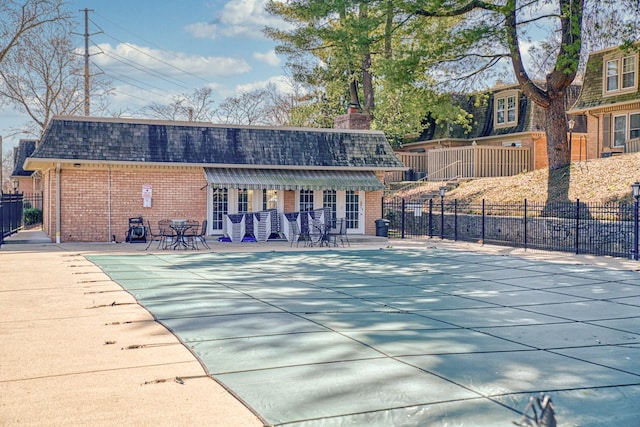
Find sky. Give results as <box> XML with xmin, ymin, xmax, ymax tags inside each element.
<box><xmin>1</xmin><ymin>0</ymin><xmax>288</xmax><ymax>154</ymax></box>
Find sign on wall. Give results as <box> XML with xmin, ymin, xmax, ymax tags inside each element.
<box><xmin>142</xmin><ymin>184</ymin><xmax>152</xmax><ymax>208</ymax></box>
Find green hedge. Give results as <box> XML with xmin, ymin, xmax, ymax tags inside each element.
<box><xmin>23</xmin><ymin>207</ymin><xmax>42</xmax><ymax>225</ymax></box>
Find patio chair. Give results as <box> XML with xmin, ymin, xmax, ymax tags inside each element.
<box><xmin>290</xmin><ymin>221</ymin><xmax>305</xmax><ymax>247</ymax></box>
<box><xmin>158</xmin><ymin>219</ymin><xmax>177</xmax><ymax>249</ymax></box>
<box><xmin>183</xmin><ymin>220</ymin><xmax>199</xmax><ymax>250</ymax></box>
<box><xmin>308</xmin><ymin>218</ymin><xmax>326</xmax><ymax>246</ymax></box>
<box><xmin>192</xmin><ymin>220</ymin><xmax>211</xmax><ymax>250</ymax></box>
<box><xmin>327</xmin><ymin>218</ymin><xmax>349</xmax><ymax>247</ymax></box>
<box><xmin>145</xmin><ymin>220</ymin><xmax>168</xmax><ymax>250</ymax></box>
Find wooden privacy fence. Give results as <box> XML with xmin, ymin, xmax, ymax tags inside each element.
<box><xmin>428</xmin><ymin>146</ymin><xmax>531</xmax><ymax>180</ymax></box>
<box><xmin>387</xmin><ymin>145</ymin><xmax>532</xmax><ymax>182</ymax></box>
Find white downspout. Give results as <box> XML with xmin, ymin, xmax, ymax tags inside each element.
<box><xmin>108</xmin><ymin>166</ymin><xmax>112</xmax><ymax>242</ymax></box>
<box><xmin>55</xmin><ymin>163</ymin><xmax>61</xmax><ymax>244</ymax></box>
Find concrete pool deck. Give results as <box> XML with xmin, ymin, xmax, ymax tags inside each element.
<box><xmin>2</xmin><ymin>232</ymin><xmax>640</xmax><ymax>426</ymax></box>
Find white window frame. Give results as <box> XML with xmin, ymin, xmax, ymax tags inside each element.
<box><xmin>613</xmin><ymin>114</ymin><xmax>627</xmax><ymax>147</ymax></box>
<box><xmin>604</xmin><ymin>53</ymin><xmax>637</xmax><ymax>96</ymax></box>
<box><xmin>630</xmin><ymin>112</ymin><xmax>640</xmax><ymax>140</ymax></box>
<box><xmin>494</xmin><ymin>90</ymin><xmax>519</xmax><ymax>128</ymax></box>
<box><xmin>612</xmin><ymin>112</ymin><xmax>640</xmax><ymax>147</ymax></box>
<box><xmin>295</xmin><ymin>189</ymin><xmax>365</xmax><ymax>234</ymax></box>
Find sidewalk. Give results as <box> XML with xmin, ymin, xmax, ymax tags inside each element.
<box><xmin>0</xmin><ymin>240</ymin><xmax>264</xmax><ymax>426</ymax></box>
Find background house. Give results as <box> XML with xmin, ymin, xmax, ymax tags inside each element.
<box><xmin>10</xmin><ymin>139</ymin><xmax>42</xmax><ymax>209</ymax></box>
<box><xmin>569</xmin><ymin>44</ymin><xmax>640</xmax><ymax>157</ymax></box>
<box><xmin>389</xmin><ymin>82</ymin><xmax>586</xmax><ymax>182</ymax></box>
<box><xmin>23</xmin><ymin>116</ymin><xmax>405</xmax><ymax>243</ymax></box>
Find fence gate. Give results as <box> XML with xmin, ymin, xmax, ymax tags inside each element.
<box><xmin>0</xmin><ymin>193</ymin><xmax>25</xmax><ymax>243</ymax></box>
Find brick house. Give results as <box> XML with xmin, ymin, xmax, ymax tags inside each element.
<box><xmin>23</xmin><ymin>116</ymin><xmax>405</xmax><ymax>243</ymax></box>
<box><xmin>569</xmin><ymin>44</ymin><xmax>640</xmax><ymax>157</ymax></box>
<box><xmin>10</xmin><ymin>139</ymin><xmax>41</xmax><ymax>195</ymax></box>
<box><xmin>391</xmin><ymin>82</ymin><xmax>586</xmax><ymax>181</ymax></box>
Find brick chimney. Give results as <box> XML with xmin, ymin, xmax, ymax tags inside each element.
<box><xmin>334</xmin><ymin>111</ymin><xmax>372</xmax><ymax>130</ymax></box>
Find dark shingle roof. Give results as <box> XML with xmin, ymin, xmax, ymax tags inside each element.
<box><xmin>570</xmin><ymin>46</ymin><xmax>640</xmax><ymax>112</ymax></box>
<box><xmin>11</xmin><ymin>139</ymin><xmax>37</xmax><ymax>177</ymax></box>
<box><xmin>29</xmin><ymin>117</ymin><xmax>405</xmax><ymax>170</ymax></box>
<box><xmin>418</xmin><ymin>84</ymin><xmax>582</xmax><ymax>141</ymax></box>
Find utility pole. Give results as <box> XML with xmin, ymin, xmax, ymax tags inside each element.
<box><xmin>81</xmin><ymin>8</ymin><xmax>93</xmax><ymax>116</ymax></box>
<box><xmin>0</xmin><ymin>135</ymin><xmax>3</xmax><ymax>194</ymax></box>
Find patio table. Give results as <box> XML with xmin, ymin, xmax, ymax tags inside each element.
<box><xmin>169</xmin><ymin>219</ymin><xmax>197</xmax><ymax>249</ymax></box>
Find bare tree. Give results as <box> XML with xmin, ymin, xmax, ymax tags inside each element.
<box><xmin>215</xmin><ymin>84</ymin><xmax>299</xmax><ymax>126</ymax></box>
<box><xmin>141</xmin><ymin>87</ymin><xmax>216</xmax><ymax>122</ymax></box>
<box><xmin>215</xmin><ymin>88</ymin><xmax>271</xmax><ymax>126</ymax></box>
<box><xmin>0</xmin><ymin>0</ymin><xmax>70</xmax><ymax>65</ymax></box>
<box><xmin>0</xmin><ymin>4</ymin><xmax>111</xmax><ymax>139</ymax></box>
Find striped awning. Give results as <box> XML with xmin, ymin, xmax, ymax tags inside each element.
<box><xmin>203</xmin><ymin>168</ymin><xmax>384</xmax><ymax>191</ymax></box>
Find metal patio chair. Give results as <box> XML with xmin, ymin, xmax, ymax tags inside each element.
<box><xmin>145</xmin><ymin>220</ymin><xmax>168</xmax><ymax>250</ymax></box>
<box><xmin>327</xmin><ymin>218</ymin><xmax>349</xmax><ymax>247</ymax></box>
<box><xmin>192</xmin><ymin>220</ymin><xmax>211</xmax><ymax>250</ymax></box>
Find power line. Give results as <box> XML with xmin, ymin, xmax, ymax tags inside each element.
<box><xmin>90</xmin><ymin>13</ymin><xmax>213</xmax><ymax>85</ymax></box>
<box><xmin>91</xmin><ymin>62</ymin><xmax>169</xmax><ymax>100</ymax></box>
<box><xmin>95</xmin><ymin>44</ymin><xmax>191</xmax><ymax>90</ymax></box>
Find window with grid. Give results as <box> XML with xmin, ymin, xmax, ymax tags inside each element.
<box><xmin>496</xmin><ymin>98</ymin><xmax>505</xmax><ymax>124</ymax></box>
<box><xmin>614</xmin><ymin>115</ymin><xmax>627</xmax><ymax>147</ymax></box>
<box><xmin>631</xmin><ymin>113</ymin><xmax>640</xmax><ymax>139</ymax></box>
<box><xmin>238</xmin><ymin>189</ymin><xmax>252</xmax><ymax>213</ymax></box>
<box><xmin>607</xmin><ymin>59</ymin><xmax>620</xmax><ymax>91</ymax></box>
<box><xmin>345</xmin><ymin>190</ymin><xmax>359</xmax><ymax>229</ymax></box>
<box><xmin>299</xmin><ymin>190</ymin><xmax>314</xmax><ymax>212</ymax></box>
<box><xmin>507</xmin><ymin>96</ymin><xmax>516</xmax><ymax>123</ymax></box>
<box><xmin>623</xmin><ymin>56</ymin><xmax>636</xmax><ymax>89</ymax></box>
<box><xmin>495</xmin><ymin>93</ymin><xmax>517</xmax><ymax>126</ymax></box>
<box><xmin>605</xmin><ymin>54</ymin><xmax>637</xmax><ymax>93</ymax></box>
<box><xmin>323</xmin><ymin>190</ymin><xmax>337</xmax><ymax>222</ymax></box>
<box><xmin>262</xmin><ymin>189</ymin><xmax>277</xmax><ymax>211</ymax></box>
<box><xmin>211</xmin><ymin>188</ymin><xmax>228</xmax><ymax>231</ymax></box>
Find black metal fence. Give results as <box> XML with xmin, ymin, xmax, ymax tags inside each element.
<box><xmin>0</xmin><ymin>193</ymin><xmax>24</xmax><ymax>244</ymax></box>
<box><xmin>22</xmin><ymin>192</ymin><xmax>43</xmax><ymax>210</ymax></box>
<box><xmin>383</xmin><ymin>197</ymin><xmax>640</xmax><ymax>259</ymax></box>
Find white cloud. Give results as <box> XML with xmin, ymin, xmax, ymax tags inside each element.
<box><xmin>91</xmin><ymin>43</ymin><xmax>251</xmax><ymax>82</ymax></box>
<box><xmin>187</xmin><ymin>0</ymin><xmax>290</xmax><ymax>40</ymax></box>
<box><xmin>184</xmin><ymin>22</ymin><xmax>220</xmax><ymax>39</ymax></box>
<box><xmin>236</xmin><ymin>75</ymin><xmax>294</xmax><ymax>95</ymax></box>
<box><xmin>253</xmin><ymin>50</ymin><xmax>280</xmax><ymax>67</ymax></box>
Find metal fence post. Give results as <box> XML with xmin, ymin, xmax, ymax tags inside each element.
<box><xmin>440</xmin><ymin>195</ymin><xmax>445</xmax><ymax>240</ymax></box>
<box><xmin>634</xmin><ymin>198</ymin><xmax>639</xmax><ymax>260</ymax></box>
<box><xmin>401</xmin><ymin>198</ymin><xmax>406</xmax><ymax>239</ymax></box>
<box><xmin>575</xmin><ymin>199</ymin><xmax>580</xmax><ymax>254</ymax></box>
<box><xmin>454</xmin><ymin>199</ymin><xmax>458</xmax><ymax>241</ymax></box>
<box><xmin>428</xmin><ymin>198</ymin><xmax>433</xmax><ymax>238</ymax></box>
<box><xmin>523</xmin><ymin>199</ymin><xmax>528</xmax><ymax>250</ymax></box>
<box><xmin>481</xmin><ymin>199</ymin><xmax>485</xmax><ymax>245</ymax></box>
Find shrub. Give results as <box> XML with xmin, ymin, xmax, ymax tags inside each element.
<box><xmin>23</xmin><ymin>207</ymin><xmax>42</xmax><ymax>225</ymax></box>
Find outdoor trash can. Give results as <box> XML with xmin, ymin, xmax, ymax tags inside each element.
<box><xmin>375</xmin><ymin>218</ymin><xmax>390</xmax><ymax>237</ymax></box>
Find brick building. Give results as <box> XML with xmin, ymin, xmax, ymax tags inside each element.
<box><xmin>569</xmin><ymin>44</ymin><xmax>640</xmax><ymax>157</ymax></box>
<box><xmin>23</xmin><ymin>116</ymin><xmax>405</xmax><ymax>243</ymax></box>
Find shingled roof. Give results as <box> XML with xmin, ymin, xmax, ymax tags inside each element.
<box><xmin>417</xmin><ymin>83</ymin><xmax>582</xmax><ymax>141</ymax></box>
<box><xmin>570</xmin><ymin>45</ymin><xmax>640</xmax><ymax>113</ymax></box>
<box><xmin>11</xmin><ymin>139</ymin><xmax>37</xmax><ymax>177</ymax></box>
<box><xmin>27</xmin><ymin>116</ymin><xmax>405</xmax><ymax>171</ymax></box>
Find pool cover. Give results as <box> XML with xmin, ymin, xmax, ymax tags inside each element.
<box><xmin>87</xmin><ymin>249</ymin><xmax>640</xmax><ymax>426</ymax></box>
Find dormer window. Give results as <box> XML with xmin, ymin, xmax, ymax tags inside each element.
<box><xmin>604</xmin><ymin>53</ymin><xmax>637</xmax><ymax>95</ymax></box>
<box><xmin>495</xmin><ymin>90</ymin><xmax>518</xmax><ymax>128</ymax></box>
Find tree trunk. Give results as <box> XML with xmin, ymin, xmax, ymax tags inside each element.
<box><xmin>545</xmin><ymin>95</ymin><xmax>570</xmax><ymax>171</ymax></box>
<box><xmin>545</xmin><ymin>95</ymin><xmax>571</xmax><ymax>203</ymax></box>
<box><xmin>362</xmin><ymin>51</ymin><xmax>374</xmax><ymax>113</ymax></box>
